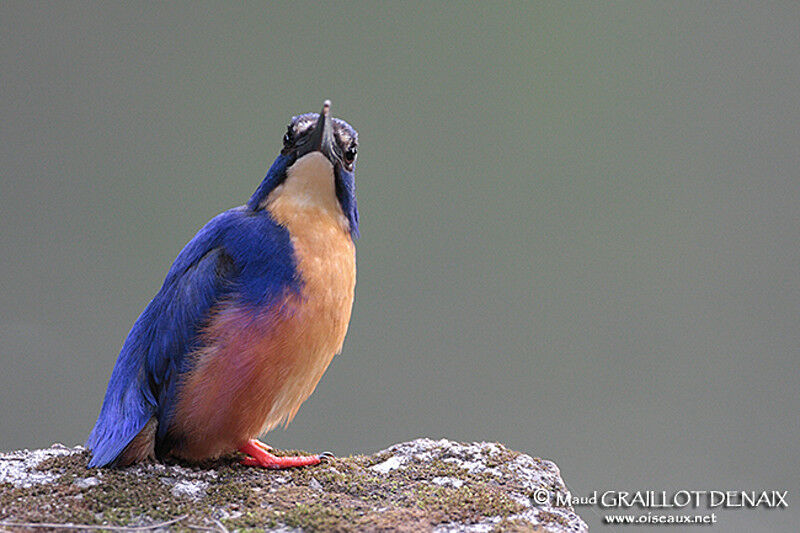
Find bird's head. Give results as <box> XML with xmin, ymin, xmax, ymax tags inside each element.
<box><xmin>249</xmin><ymin>100</ymin><xmax>359</xmax><ymax>239</ymax></box>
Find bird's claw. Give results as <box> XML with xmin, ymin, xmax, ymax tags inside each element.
<box><xmin>239</xmin><ymin>456</ymin><xmax>260</xmax><ymax>467</ymax></box>
<box><xmin>318</xmin><ymin>451</ymin><xmax>335</xmax><ymax>462</ymax></box>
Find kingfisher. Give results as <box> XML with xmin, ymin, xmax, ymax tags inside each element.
<box><xmin>86</xmin><ymin>100</ymin><xmax>359</xmax><ymax>469</ymax></box>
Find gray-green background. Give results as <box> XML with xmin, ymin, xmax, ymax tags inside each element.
<box><xmin>1</xmin><ymin>3</ymin><xmax>798</xmax><ymax>531</ymax></box>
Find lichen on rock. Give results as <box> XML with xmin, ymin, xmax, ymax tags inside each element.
<box><xmin>0</xmin><ymin>438</ymin><xmax>586</xmax><ymax>532</ymax></box>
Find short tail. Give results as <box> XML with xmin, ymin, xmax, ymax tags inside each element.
<box><xmin>86</xmin><ymin>361</ymin><xmax>157</xmax><ymax>467</ymax></box>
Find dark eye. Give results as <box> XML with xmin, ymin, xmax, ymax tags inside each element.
<box><xmin>344</xmin><ymin>145</ymin><xmax>357</xmax><ymax>163</ymax></box>
<box><xmin>283</xmin><ymin>125</ymin><xmax>293</xmax><ymax>147</ymax></box>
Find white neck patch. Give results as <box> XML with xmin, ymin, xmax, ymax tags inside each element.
<box><xmin>263</xmin><ymin>152</ymin><xmax>349</xmax><ymax>231</ymax></box>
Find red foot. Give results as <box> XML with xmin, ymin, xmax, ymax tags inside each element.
<box><xmin>238</xmin><ymin>439</ymin><xmax>327</xmax><ymax>469</ymax></box>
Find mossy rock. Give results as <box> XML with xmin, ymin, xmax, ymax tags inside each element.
<box><xmin>0</xmin><ymin>439</ymin><xmax>586</xmax><ymax>532</ymax></box>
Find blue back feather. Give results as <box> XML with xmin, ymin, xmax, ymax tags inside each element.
<box><xmin>247</xmin><ymin>154</ymin><xmax>291</xmax><ymax>211</ymax></box>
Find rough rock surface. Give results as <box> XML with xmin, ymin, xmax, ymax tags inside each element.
<box><xmin>0</xmin><ymin>438</ymin><xmax>587</xmax><ymax>532</ymax></box>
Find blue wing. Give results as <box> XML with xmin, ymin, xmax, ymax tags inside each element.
<box><xmin>86</xmin><ymin>204</ymin><xmax>298</xmax><ymax>467</ymax></box>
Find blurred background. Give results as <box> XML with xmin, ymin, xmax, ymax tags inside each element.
<box><xmin>1</xmin><ymin>3</ymin><xmax>798</xmax><ymax>531</ymax></box>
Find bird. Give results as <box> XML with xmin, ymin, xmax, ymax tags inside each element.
<box><xmin>86</xmin><ymin>100</ymin><xmax>359</xmax><ymax>469</ymax></box>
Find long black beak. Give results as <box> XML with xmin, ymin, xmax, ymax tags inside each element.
<box><xmin>302</xmin><ymin>99</ymin><xmax>335</xmax><ymax>163</ymax></box>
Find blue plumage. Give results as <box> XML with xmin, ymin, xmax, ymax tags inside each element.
<box><xmin>87</xmin><ymin>156</ymin><xmax>300</xmax><ymax>467</ymax></box>
<box><xmin>335</xmin><ymin>166</ymin><xmax>359</xmax><ymax>239</ymax></box>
